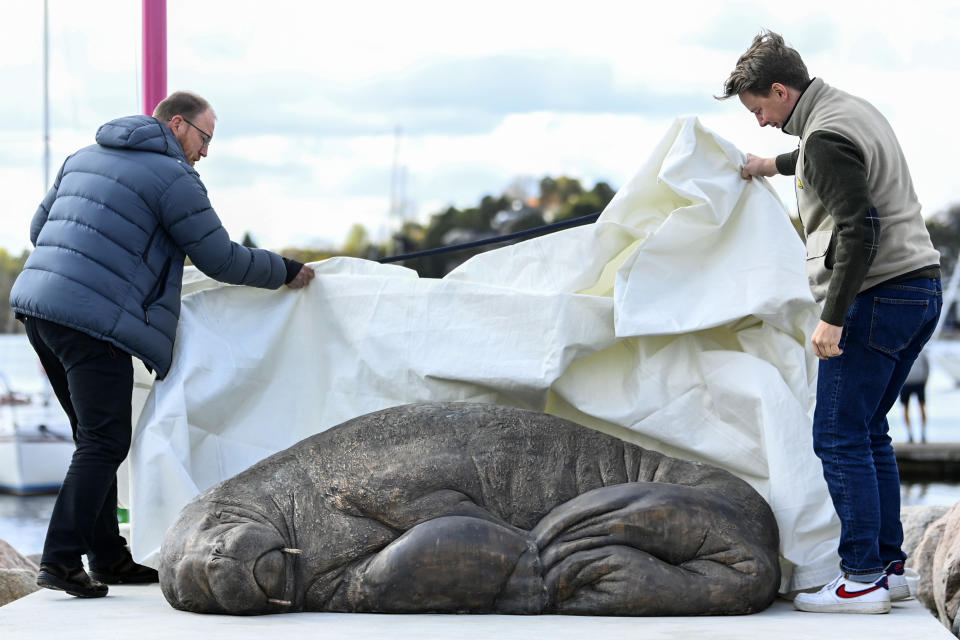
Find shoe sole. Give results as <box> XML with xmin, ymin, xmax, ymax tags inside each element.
<box><xmin>794</xmin><ymin>599</ymin><xmax>891</xmax><ymax>614</ymax></box>
<box><xmin>88</xmin><ymin>572</ymin><xmax>158</xmax><ymax>585</ymax></box>
<box><xmin>890</xmin><ymin>584</ymin><xmax>911</xmax><ymax>601</ymax></box>
<box><xmin>37</xmin><ymin>573</ymin><xmax>108</xmax><ymax>598</ymax></box>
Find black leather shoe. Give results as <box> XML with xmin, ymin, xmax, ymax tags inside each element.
<box><xmin>89</xmin><ymin>554</ymin><xmax>159</xmax><ymax>584</ymax></box>
<box><xmin>37</xmin><ymin>563</ymin><xmax>108</xmax><ymax>598</ymax></box>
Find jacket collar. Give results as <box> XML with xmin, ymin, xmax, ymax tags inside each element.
<box><xmin>782</xmin><ymin>77</ymin><xmax>824</xmax><ymax>137</ymax></box>
<box><xmin>95</xmin><ymin>115</ymin><xmax>189</xmax><ymax>165</ymax></box>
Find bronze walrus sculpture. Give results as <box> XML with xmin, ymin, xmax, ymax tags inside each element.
<box><xmin>159</xmin><ymin>403</ymin><xmax>780</xmax><ymax>615</ymax></box>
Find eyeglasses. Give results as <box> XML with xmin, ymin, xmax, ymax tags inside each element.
<box><xmin>181</xmin><ymin>116</ymin><xmax>212</xmax><ymax>149</ymax></box>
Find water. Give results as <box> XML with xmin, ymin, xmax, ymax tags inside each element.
<box><xmin>0</xmin><ymin>493</ymin><xmax>55</xmax><ymax>557</ymax></box>
<box><xmin>901</xmin><ymin>482</ymin><xmax>960</xmax><ymax>507</ymax></box>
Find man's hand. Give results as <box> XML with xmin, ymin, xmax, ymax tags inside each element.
<box><xmin>740</xmin><ymin>154</ymin><xmax>778</xmax><ymax>180</ymax></box>
<box><xmin>811</xmin><ymin>320</ymin><xmax>843</xmax><ymax>360</ymax></box>
<box><xmin>285</xmin><ymin>265</ymin><xmax>315</xmax><ymax>289</ymax></box>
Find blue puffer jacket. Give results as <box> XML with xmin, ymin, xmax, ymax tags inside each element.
<box><xmin>10</xmin><ymin>115</ymin><xmax>288</xmax><ymax>379</ymax></box>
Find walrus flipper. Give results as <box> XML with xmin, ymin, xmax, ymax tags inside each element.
<box><xmin>535</xmin><ymin>482</ymin><xmax>778</xmax><ymax>615</ymax></box>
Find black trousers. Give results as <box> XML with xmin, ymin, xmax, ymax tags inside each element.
<box><xmin>24</xmin><ymin>316</ymin><xmax>133</xmax><ymax>567</ymax></box>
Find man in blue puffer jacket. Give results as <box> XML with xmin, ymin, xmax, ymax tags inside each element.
<box><xmin>9</xmin><ymin>91</ymin><xmax>315</xmax><ymax>598</ymax></box>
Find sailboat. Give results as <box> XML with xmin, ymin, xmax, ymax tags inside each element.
<box><xmin>0</xmin><ymin>336</ymin><xmax>74</xmax><ymax>494</ymax></box>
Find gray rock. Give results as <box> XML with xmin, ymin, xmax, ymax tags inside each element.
<box><xmin>914</xmin><ymin>512</ymin><xmax>949</xmax><ymax>618</ymax></box>
<box><xmin>0</xmin><ymin>539</ymin><xmax>38</xmax><ymax>572</ymax></box>
<box><xmin>902</xmin><ymin>505</ymin><xmax>950</xmax><ymax>566</ymax></box>
<box><xmin>0</xmin><ymin>569</ymin><xmax>39</xmax><ymax>607</ymax></box>
<box><xmin>933</xmin><ymin>502</ymin><xmax>960</xmax><ymax>629</ymax></box>
<box><xmin>160</xmin><ymin>402</ymin><xmax>781</xmax><ymax>616</ymax></box>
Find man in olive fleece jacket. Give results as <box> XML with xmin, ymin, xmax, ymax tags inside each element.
<box><xmin>720</xmin><ymin>31</ymin><xmax>941</xmax><ymax>614</ymax></box>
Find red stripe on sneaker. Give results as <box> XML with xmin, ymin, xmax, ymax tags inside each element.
<box><xmin>836</xmin><ymin>584</ymin><xmax>883</xmax><ymax>598</ymax></box>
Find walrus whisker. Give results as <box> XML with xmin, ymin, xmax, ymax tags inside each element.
<box><xmin>281</xmin><ymin>548</ymin><xmax>302</xmax><ymax>555</ymax></box>
<box><xmin>268</xmin><ymin>599</ymin><xmax>292</xmax><ymax>606</ymax></box>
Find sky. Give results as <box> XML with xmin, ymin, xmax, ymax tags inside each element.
<box><xmin>2</xmin><ymin>0</ymin><xmax>960</xmax><ymax>255</ymax></box>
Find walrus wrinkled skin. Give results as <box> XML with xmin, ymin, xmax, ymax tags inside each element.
<box><xmin>160</xmin><ymin>403</ymin><xmax>780</xmax><ymax>616</ymax></box>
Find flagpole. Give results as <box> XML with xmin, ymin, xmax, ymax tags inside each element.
<box><xmin>142</xmin><ymin>0</ymin><xmax>167</xmax><ymax>116</ymax></box>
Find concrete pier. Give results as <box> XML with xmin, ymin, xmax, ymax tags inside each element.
<box><xmin>0</xmin><ymin>584</ymin><xmax>953</xmax><ymax>640</ymax></box>
<box><xmin>897</xmin><ymin>442</ymin><xmax>960</xmax><ymax>480</ymax></box>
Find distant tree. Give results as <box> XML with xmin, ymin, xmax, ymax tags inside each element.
<box><xmin>556</xmin><ymin>177</ymin><xmax>584</xmax><ymax>201</ymax></box>
<box><xmin>419</xmin><ymin>206</ymin><xmax>465</xmax><ymax>278</ymax></box>
<box><xmin>342</xmin><ymin>224</ymin><xmax>371</xmax><ymax>257</ymax></box>
<box><xmin>592</xmin><ymin>181</ymin><xmax>616</xmax><ymax>204</ymax></box>
<box><xmin>241</xmin><ymin>232</ymin><xmax>258</xmax><ymax>248</ymax></box>
<box><xmin>336</xmin><ymin>175</ymin><xmax>617</xmax><ymax>279</ymax></box>
<box><xmin>0</xmin><ymin>249</ymin><xmax>28</xmax><ymax>333</ymax></box>
<box><xmin>539</xmin><ymin>176</ymin><xmax>558</xmax><ymax>201</ymax></box>
<box><xmin>540</xmin><ymin>176</ymin><xmax>593</xmax><ymax>221</ymax></box>
<box><xmin>277</xmin><ymin>247</ymin><xmax>336</xmax><ymax>264</ymax></box>
<box><xmin>927</xmin><ymin>203</ymin><xmax>960</xmax><ymax>276</ymax></box>
<box><xmin>387</xmin><ymin>220</ymin><xmax>426</xmax><ymax>261</ymax></box>
<box><xmin>554</xmin><ymin>181</ymin><xmax>617</xmax><ymax>222</ymax></box>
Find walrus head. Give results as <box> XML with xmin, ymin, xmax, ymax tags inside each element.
<box><xmin>159</xmin><ymin>500</ymin><xmax>301</xmax><ymax>614</ymax></box>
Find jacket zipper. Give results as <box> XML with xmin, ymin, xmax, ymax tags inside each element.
<box><xmin>142</xmin><ymin>225</ymin><xmax>160</xmax><ymax>260</ymax></box>
<box><xmin>142</xmin><ymin>258</ymin><xmax>172</xmax><ymax>325</ymax></box>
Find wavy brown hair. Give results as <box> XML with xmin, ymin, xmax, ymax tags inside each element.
<box><xmin>717</xmin><ymin>30</ymin><xmax>809</xmax><ymax>99</ymax></box>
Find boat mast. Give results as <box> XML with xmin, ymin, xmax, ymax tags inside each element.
<box><xmin>42</xmin><ymin>0</ymin><xmax>50</xmax><ymax>191</ymax></box>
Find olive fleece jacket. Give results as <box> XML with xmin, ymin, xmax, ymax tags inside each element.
<box><xmin>775</xmin><ymin>78</ymin><xmax>939</xmax><ymax>326</ymax></box>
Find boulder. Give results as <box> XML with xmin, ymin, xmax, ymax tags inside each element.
<box><xmin>0</xmin><ymin>539</ymin><xmax>39</xmax><ymax>607</ymax></box>
<box><xmin>932</xmin><ymin>502</ymin><xmax>960</xmax><ymax>630</ymax></box>
<box><xmin>914</xmin><ymin>513</ymin><xmax>947</xmax><ymax>615</ymax></box>
<box><xmin>0</xmin><ymin>569</ymin><xmax>39</xmax><ymax>607</ymax></box>
<box><xmin>902</xmin><ymin>505</ymin><xmax>950</xmax><ymax>565</ymax></box>
<box><xmin>0</xmin><ymin>539</ymin><xmax>38</xmax><ymax>572</ymax></box>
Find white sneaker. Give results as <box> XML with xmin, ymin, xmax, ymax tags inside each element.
<box><xmin>794</xmin><ymin>573</ymin><xmax>891</xmax><ymax>614</ymax></box>
<box><xmin>885</xmin><ymin>561</ymin><xmax>911</xmax><ymax>601</ymax></box>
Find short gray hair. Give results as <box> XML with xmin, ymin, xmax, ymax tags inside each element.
<box><xmin>717</xmin><ymin>30</ymin><xmax>809</xmax><ymax>99</ymax></box>
<box><xmin>153</xmin><ymin>91</ymin><xmax>216</xmax><ymax>122</ymax></box>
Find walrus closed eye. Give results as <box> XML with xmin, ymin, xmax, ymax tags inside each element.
<box><xmin>160</xmin><ymin>403</ymin><xmax>780</xmax><ymax>616</ymax></box>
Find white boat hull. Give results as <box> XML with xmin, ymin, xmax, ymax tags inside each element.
<box><xmin>0</xmin><ymin>432</ymin><xmax>74</xmax><ymax>494</ymax></box>
<box><xmin>1</xmin><ymin>335</ymin><xmax>75</xmax><ymax>494</ymax></box>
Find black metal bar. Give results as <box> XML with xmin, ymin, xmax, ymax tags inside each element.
<box><xmin>378</xmin><ymin>211</ymin><xmax>601</xmax><ymax>264</ymax></box>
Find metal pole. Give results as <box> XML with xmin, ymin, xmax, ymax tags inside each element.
<box><xmin>42</xmin><ymin>0</ymin><xmax>50</xmax><ymax>191</ymax></box>
<box><xmin>142</xmin><ymin>0</ymin><xmax>167</xmax><ymax>116</ymax></box>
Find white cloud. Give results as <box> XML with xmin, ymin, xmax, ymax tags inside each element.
<box><xmin>3</xmin><ymin>0</ymin><xmax>960</xmax><ymax>255</ymax></box>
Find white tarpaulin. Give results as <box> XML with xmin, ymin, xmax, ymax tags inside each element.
<box><xmin>128</xmin><ymin>117</ymin><xmax>841</xmax><ymax>591</ymax></box>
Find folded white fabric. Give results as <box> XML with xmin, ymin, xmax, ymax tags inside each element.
<box><xmin>129</xmin><ymin>116</ymin><xmax>839</xmax><ymax>591</ymax></box>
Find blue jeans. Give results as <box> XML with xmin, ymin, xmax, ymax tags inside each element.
<box><xmin>813</xmin><ymin>277</ymin><xmax>941</xmax><ymax>581</ymax></box>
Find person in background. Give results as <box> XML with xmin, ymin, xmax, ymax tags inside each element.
<box><xmin>720</xmin><ymin>31</ymin><xmax>941</xmax><ymax>614</ymax></box>
<box><xmin>9</xmin><ymin>91</ymin><xmax>314</xmax><ymax>599</ymax></box>
<box><xmin>899</xmin><ymin>350</ymin><xmax>930</xmax><ymax>444</ymax></box>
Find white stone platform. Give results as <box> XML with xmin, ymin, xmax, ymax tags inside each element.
<box><xmin>0</xmin><ymin>585</ymin><xmax>953</xmax><ymax>640</ymax></box>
